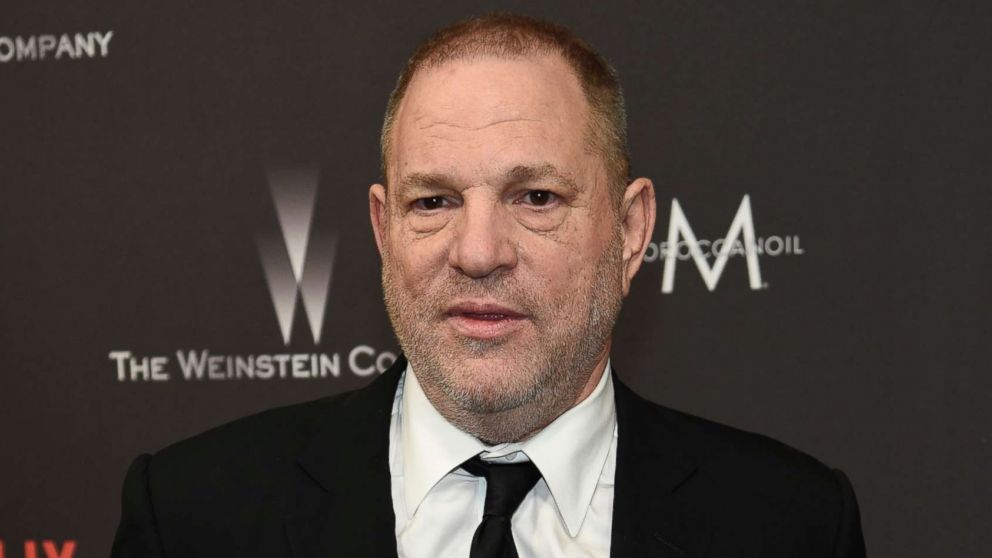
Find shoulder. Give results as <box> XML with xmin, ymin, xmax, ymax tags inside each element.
<box><xmin>115</xmin><ymin>363</ymin><xmax>405</xmax><ymax>551</ymax></box>
<box><xmin>150</xmin><ymin>392</ymin><xmax>344</xmax><ymax>476</ymax></box>
<box><xmin>616</xmin><ymin>377</ymin><xmax>849</xmax><ymax>511</ymax></box>
<box><xmin>670</xmin><ymin>403</ymin><xmax>839</xmax><ymax>495</ymax></box>
<box><xmin>614</xmin><ymin>378</ymin><xmax>865</xmax><ymax>555</ymax></box>
<box><xmin>114</xmin><ymin>393</ymin><xmax>353</xmax><ymax>549</ymax></box>
<box><xmin>138</xmin><ymin>392</ymin><xmax>349</xmax><ymax>513</ymax></box>
<box><xmin>139</xmin><ymin>361</ymin><xmax>403</xmax><ymax>504</ymax></box>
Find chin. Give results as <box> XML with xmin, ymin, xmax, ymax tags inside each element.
<box><xmin>441</xmin><ymin>359</ymin><xmax>543</xmax><ymax>414</ymax></box>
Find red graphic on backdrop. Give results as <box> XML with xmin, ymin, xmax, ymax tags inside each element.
<box><xmin>0</xmin><ymin>540</ymin><xmax>76</xmax><ymax>558</ymax></box>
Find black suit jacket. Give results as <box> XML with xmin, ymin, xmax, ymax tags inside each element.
<box><xmin>112</xmin><ymin>355</ymin><xmax>866</xmax><ymax>557</ymax></box>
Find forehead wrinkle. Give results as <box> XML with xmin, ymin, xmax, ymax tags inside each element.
<box><xmin>415</xmin><ymin>116</ymin><xmax>545</xmax><ymax>132</ymax></box>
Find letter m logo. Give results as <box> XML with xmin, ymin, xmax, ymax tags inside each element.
<box><xmin>661</xmin><ymin>195</ymin><xmax>763</xmax><ymax>293</ymax></box>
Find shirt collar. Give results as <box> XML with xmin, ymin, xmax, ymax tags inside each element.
<box><xmin>400</xmin><ymin>364</ymin><xmax>486</xmax><ymax>518</ymax></box>
<box><xmin>400</xmin><ymin>360</ymin><xmax>616</xmax><ymax>537</ymax></box>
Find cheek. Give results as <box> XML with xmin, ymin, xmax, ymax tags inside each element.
<box><xmin>532</xmin><ymin>224</ymin><xmax>614</xmax><ymax>296</ymax></box>
<box><xmin>386</xmin><ymin>230</ymin><xmax>449</xmax><ymax>291</ymax></box>
<box><xmin>520</xmin><ymin>238</ymin><xmax>585</xmax><ymax>301</ymax></box>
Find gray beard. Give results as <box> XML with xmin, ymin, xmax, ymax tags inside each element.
<box><xmin>381</xmin><ymin>231</ymin><xmax>624</xmax><ymax>443</ymax></box>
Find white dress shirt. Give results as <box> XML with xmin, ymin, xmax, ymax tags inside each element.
<box><xmin>388</xmin><ymin>361</ymin><xmax>618</xmax><ymax>558</ymax></box>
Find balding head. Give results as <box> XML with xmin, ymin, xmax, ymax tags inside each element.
<box><xmin>380</xmin><ymin>13</ymin><xmax>630</xmax><ymax>205</ymax></box>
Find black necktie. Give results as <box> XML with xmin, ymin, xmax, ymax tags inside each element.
<box><xmin>460</xmin><ymin>455</ymin><xmax>542</xmax><ymax>558</ymax></box>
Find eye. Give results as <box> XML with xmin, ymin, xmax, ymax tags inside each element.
<box><xmin>519</xmin><ymin>190</ymin><xmax>557</xmax><ymax>207</ymax></box>
<box><xmin>412</xmin><ymin>196</ymin><xmax>450</xmax><ymax>211</ymax></box>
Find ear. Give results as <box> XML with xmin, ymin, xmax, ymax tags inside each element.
<box><xmin>619</xmin><ymin>177</ymin><xmax>656</xmax><ymax>297</ymax></box>
<box><xmin>369</xmin><ymin>183</ymin><xmax>388</xmax><ymax>256</ymax></box>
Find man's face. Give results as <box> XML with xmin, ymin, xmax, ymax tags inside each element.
<box><xmin>370</xmin><ymin>54</ymin><xmax>652</xmax><ymax>441</ymax></box>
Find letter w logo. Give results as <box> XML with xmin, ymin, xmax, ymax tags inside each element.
<box><xmin>661</xmin><ymin>195</ymin><xmax>763</xmax><ymax>293</ymax></box>
<box><xmin>257</xmin><ymin>166</ymin><xmax>337</xmax><ymax>345</ymax></box>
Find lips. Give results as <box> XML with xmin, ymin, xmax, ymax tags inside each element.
<box><xmin>445</xmin><ymin>301</ymin><xmax>528</xmax><ymax>339</ymax></box>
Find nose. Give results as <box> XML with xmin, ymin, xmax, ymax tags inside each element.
<box><xmin>448</xmin><ymin>196</ymin><xmax>518</xmax><ymax>278</ymax></box>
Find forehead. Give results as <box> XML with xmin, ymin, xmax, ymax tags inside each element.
<box><xmin>389</xmin><ymin>54</ymin><xmax>594</xmax><ymax>184</ymax></box>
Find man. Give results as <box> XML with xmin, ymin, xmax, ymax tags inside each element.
<box><xmin>113</xmin><ymin>13</ymin><xmax>866</xmax><ymax>558</ymax></box>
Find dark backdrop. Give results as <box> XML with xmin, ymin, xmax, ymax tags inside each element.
<box><xmin>2</xmin><ymin>1</ymin><xmax>989</xmax><ymax>556</ymax></box>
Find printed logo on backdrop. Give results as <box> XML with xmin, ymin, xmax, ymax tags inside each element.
<box><xmin>257</xmin><ymin>166</ymin><xmax>335</xmax><ymax>346</ymax></box>
<box><xmin>0</xmin><ymin>539</ymin><xmax>76</xmax><ymax>558</ymax></box>
<box><xmin>0</xmin><ymin>32</ymin><xmax>113</xmax><ymax>63</ymax></box>
<box><xmin>109</xmin><ymin>164</ymin><xmax>395</xmax><ymax>383</ymax></box>
<box><xmin>645</xmin><ymin>195</ymin><xmax>804</xmax><ymax>292</ymax></box>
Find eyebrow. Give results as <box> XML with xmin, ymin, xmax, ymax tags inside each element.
<box><xmin>500</xmin><ymin>163</ymin><xmax>581</xmax><ymax>193</ymax></box>
<box><xmin>395</xmin><ymin>163</ymin><xmax>582</xmax><ymax>194</ymax></box>
<box><xmin>398</xmin><ymin>172</ymin><xmax>453</xmax><ymax>192</ymax></box>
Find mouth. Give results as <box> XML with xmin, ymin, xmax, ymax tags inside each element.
<box><xmin>444</xmin><ymin>301</ymin><xmax>529</xmax><ymax>339</ymax></box>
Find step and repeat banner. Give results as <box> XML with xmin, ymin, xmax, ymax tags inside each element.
<box><xmin>1</xmin><ymin>1</ymin><xmax>989</xmax><ymax>556</ymax></box>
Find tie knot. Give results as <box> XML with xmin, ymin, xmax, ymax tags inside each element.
<box><xmin>461</xmin><ymin>455</ymin><xmax>542</xmax><ymax>518</ymax></box>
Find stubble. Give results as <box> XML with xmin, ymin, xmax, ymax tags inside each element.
<box><xmin>381</xmin><ymin>227</ymin><xmax>625</xmax><ymax>443</ymax></box>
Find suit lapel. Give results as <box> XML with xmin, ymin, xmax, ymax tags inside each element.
<box><xmin>611</xmin><ymin>374</ymin><xmax>713</xmax><ymax>558</ymax></box>
<box><xmin>284</xmin><ymin>356</ymin><xmax>406</xmax><ymax>558</ymax></box>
